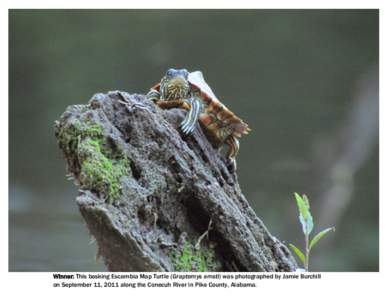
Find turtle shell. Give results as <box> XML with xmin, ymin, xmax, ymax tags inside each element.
<box><xmin>188</xmin><ymin>71</ymin><xmax>218</xmax><ymax>101</ymax></box>
<box><xmin>149</xmin><ymin>70</ymin><xmax>251</xmax><ymax>140</ymax></box>
<box><xmin>188</xmin><ymin>71</ymin><xmax>250</xmax><ymax>138</ymax></box>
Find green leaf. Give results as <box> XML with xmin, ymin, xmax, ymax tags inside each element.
<box><xmin>298</xmin><ymin>215</ymin><xmax>307</xmax><ymax>234</ymax></box>
<box><xmin>302</xmin><ymin>194</ymin><xmax>310</xmax><ymax>209</ymax></box>
<box><xmin>289</xmin><ymin>243</ymin><xmax>305</xmax><ymax>264</ymax></box>
<box><xmin>294</xmin><ymin>192</ymin><xmax>309</xmax><ymax>220</ymax></box>
<box><xmin>305</xmin><ymin>214</ymin><xmax>314</xmax><ymax>235</ymax></box>
<box><xmin>309</xmin><ymin>227</ymin><xmax>335</xmax><ymax>251</ymax></box>
<box><xmin>295</xmin><ymin>193</ymin><xmax>314</xmax><ymax>235</ymax></box>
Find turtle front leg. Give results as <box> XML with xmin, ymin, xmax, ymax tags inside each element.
<box><xmin>146</xmin><ymin>89</ymin><xmax>161</xmax><ymax>102</ymax></box>
<box><xmin>225</xmin><ymin>135</ymin><xmax>239</xmax><ymax>172</ymax></box>
<box><xmin>180</xmin><ymin>97</ymin><xmax>202</xmax><ymax>135</ymax></box>
<box><xmin>147</xmin><ymin>88</ymin><xmax>191</xmax><ymax>110</ymax></box>
<box><xmin>155</xmin><ymin>99</ymin><xmax>191</xmax><ymax>110</ymax></box>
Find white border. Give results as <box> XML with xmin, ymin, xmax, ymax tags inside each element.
<box><xmin>2</xmin><ymin>1</ymin><xmax>386</xmax><ymax>299</ymax></box>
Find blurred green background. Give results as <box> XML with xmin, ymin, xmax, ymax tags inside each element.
<box><xmin>9</xmin><ymin>9</ymin><xmax>378</xmax><ymax>271</ymax></box>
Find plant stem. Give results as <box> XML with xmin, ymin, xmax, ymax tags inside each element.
<box><xmin>305</xmin><ymin>233</ymin><xmax>309</xmax><ymax>271</ymax></box>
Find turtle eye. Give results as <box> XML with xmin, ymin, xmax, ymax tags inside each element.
<box><xmin>166</xmin><ymin>68</ymin><xmax>174</xmax><ymax>76</ymax></box>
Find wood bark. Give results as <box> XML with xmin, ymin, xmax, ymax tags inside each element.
<box><xmin>54</xmin><ymin>91</ymin><xmax>297</xmax><ymax>272</ymax></box>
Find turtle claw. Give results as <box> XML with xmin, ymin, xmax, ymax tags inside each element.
<box><xmin>180</xmin><ymin>120</ymin><xmax>196</xmax><ymax>135</ymax></box>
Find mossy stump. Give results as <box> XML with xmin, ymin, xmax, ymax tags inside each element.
<box><xmin>54</xmin><ymin>91</ymin><xmax>297</xmax><ymax>272</ymax></box>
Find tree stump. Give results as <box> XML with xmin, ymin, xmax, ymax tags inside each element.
<box><xmin>54</xmin><ymin>91</ymin><xmax>297</xmax><ymax>272</ymax></box>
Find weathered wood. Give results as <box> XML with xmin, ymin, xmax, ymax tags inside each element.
<box><xmin>54</xmin><ymin>91</ymin><xmax>297</xmax><ymax>272</ymax></box>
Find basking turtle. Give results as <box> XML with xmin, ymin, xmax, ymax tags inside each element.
<box><xmin>146</xmin><ymin>68</ymin><xmax>250</xmax><ymax>170</ymax></box>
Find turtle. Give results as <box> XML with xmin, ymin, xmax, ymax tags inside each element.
<box><xmin>146</xmin><ymin>68</ymin><xmax>251</xmax><ymax>170</ymax></box>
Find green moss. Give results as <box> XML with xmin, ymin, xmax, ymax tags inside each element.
<box><xmin>78</xmin><ymin>138</ymin><xmax>129</xmax><ymax>203</ymax></box>
<box><xmin>74</xmin><ymin>120</ymin><xmax>104</xmax><ymax>137</ymax></box>
<box><xmin>170</xmin><ymin>242</ymin><xmax>217</xmax><ymax>272</ymax></box>
<box><xmin>56</xmin><ymin>118</ymin><xmax>129</xmax><ymax>203</ymax></box>
<box><xmin>57</xmin><ymin>119</ymin><xmax>104</xmax><ymax>154</ymax></box>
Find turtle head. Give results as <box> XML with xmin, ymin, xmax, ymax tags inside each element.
<box><xmin>165</xmin><ymin>68</ymin><xmax>189</xmax><ymax>79</ymax></box>
<box><xmin>161</xmin><ymin>68</ymin><xmax>190</xmax><ymax>100</ymax></box>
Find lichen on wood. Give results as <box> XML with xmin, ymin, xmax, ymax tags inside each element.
<box><xmin>54</xmin><ymin>91</ymin><xmax>297</xmax><ymax>272</ymax></box>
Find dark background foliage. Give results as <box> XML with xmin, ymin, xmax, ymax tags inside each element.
<box><xmin>9</xmin><ymin>9</ymin><xmax>378</xmax><ymax>271</ymax></box>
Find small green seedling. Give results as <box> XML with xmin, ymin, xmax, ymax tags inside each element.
<box><xmin>289</xmin><ymin>193</ymin><xmax>335</xmax><ymax>271</ymax></box>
